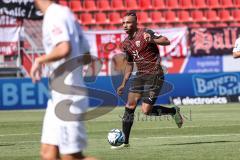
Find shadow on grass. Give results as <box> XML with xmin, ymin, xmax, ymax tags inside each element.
<box><xmin>165</xmin><ymin>140</ymin><xmax>240</xmax><ymax>146</ymax></box>
<box><xmin>0</xmin><ymin>143</ymin><xmax>15</xmax><ymax>147</ymax></box>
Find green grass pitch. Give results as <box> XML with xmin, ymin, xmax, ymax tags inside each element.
<box><xmin>0</xmin><ymin>104</ymin><xmax>240</xmax><ymax>160</ymax></box>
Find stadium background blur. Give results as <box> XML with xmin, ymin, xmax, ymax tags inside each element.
<box><xmin>0</xmin><ymin>0</ymin><xmax>240</xmax><ymax>160</ymax></box>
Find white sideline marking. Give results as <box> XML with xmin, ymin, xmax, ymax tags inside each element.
<box><xmin>1</xmin><ymin>133</ymin><xmax>240</xmax><ymax>145</ymax></box>
<box><xmin>0</xmin><ymin>133</ymin><xmax>40</xmax><ymax>137</ymax></box>
<box><xmin>133</xmin><ymin>124</ymin><xmax>240</xmax><ymax>130</ymax></box>
<box><xmin>0</xmin><ymin>141</ymin><xmax>39</xmax><ymax>144</ymax></box>
<box><xmin>0</xmin><ymin>123</ymin><xmax>240</xmax><ymax>137</ymax></box>
<box><xmin>132</xmin><ymin>133</ymin><xmax>240</xmax><ymax>140</ymax></box>
<box><xmin>0</xmin><ymin>133</ymin><xmax>240</xmax><ymax>145</ymax></box>
<box><xmin>1</xmin><ymin>132</ymin><xmax>240</xmax><ymax>139</ymax></box>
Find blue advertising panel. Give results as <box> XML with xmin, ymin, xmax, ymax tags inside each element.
<box><xmin>0</xmin><ymin>72</ymin><xmax>239</xmax><ymax>110</ymax></box>
<box><xmin>192</xmin><ymin>73</ymin><xmax>240</xmax><ymax>96</ymax></box>
<box><xmin>183</xmin><ymin>56</ymin><xmax>223</xmax><ymax>73</ymax></box>
<box><xmin>0</xmin><ymin>78</ymin><xmax>49</xmax><ymax>110</ymax></box>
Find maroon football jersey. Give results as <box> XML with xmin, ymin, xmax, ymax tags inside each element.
<box><xmin>121</xmin><ymin>28</ymin><xmax>161</xmax><ymax>74</ymax></box>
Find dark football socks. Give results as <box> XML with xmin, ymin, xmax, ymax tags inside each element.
<box><xmin>149</xmin><ymin>105</ymin><xmax>176</xmax><ymax>116</ymax></box>
<box><xmin>122</xmin><ymin>107</ymin><xmax>135</xmax><ymax>144</ymax></box>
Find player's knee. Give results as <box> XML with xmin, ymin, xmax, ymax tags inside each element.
<box><xmin>40</xmin><ymin>152</ymin><xmax>56</xmax><ymax>160</ymax></box>
<box><xmin>40</xmin><ymin>150</ymin><xmax>56</xmax><ymax>160</ymax></box>
<box><xmin>61</xmin><ymin>152</ymin><xmax>85</xmax><ymax>160</ymax></box>
<box><xmin>141</xmin><ymin>107</ymin><xmax>151</xmax><ymax>115</ymax></box>
<box><xmin>141</xmin><ymin>103</ymin><xmax>152</xmax><ymax>115</ymax></box>
<box><xmin>83</xmin><ymin>157</ymin><xmax>98</xmax><ymax>160</ymax></box>
<box><xmin>126</xmin><ymin>101</ymin><xmax>137</xmax><ymax>109</ymax></box>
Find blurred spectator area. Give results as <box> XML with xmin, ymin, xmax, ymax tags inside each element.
<box><xmin>2</xmin><ymin>0</ymin><xmax>239</xmax><ymax>77</ymax></box>
<box><xmin>57</xmin><ymin>0</ymin><xmax>240</xmax><ymax>30</ymax></box>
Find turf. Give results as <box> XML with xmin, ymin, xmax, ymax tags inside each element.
<box><xmin>0</xmin><ymin>104</ymin><xmax>240</xmax><ymax>160</ymax></box>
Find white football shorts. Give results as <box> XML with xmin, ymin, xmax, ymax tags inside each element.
<box><xmin>41</xmin><ymin>91</ymin><xmax>88</xmax><ymax>154</ymax></box>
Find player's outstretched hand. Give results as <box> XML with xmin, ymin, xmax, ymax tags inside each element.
<box><xmin>117</xmin><ymin>84</ymin><xmax>125</xmax><ymax>95</ymax></box>
<box><xmin>30</xmin><ymin>59</ymin><xmax>42</xmax><ymax>83</ymax></box>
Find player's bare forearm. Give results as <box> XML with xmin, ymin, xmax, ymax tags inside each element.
<box><xmin>117</xmin><ymin>62</ymin><xmax>133</xmax><ymax>95</ymax></box>
<box><xmin>122</xmin><ymin>62</ymin><xmax>133</xmax><ymax>86</ymax></box>
<box><xmin>36</xmin><ymin>41</ymin><xmax>71</xmax><ymax>64</ymax></box>
<box><xmin>233</xmin><ymin>51</ymin><xmax>240</xmax><ymax>58</ymax></box>
<box><xmin>153</xmin><ymin>36</ymin><xmax>170</xmax><ymax>46</ymax></box>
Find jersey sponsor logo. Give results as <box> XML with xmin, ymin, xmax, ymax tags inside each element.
<box><xmin>132</xmin><ymin>50</ymin><xmax>144</xmax><ymax>61</ymax></box>
<box><xmin>135</xmin><ymin>41</ymin><xmax>140</xmax><ymax>47</ymax></box>
<box><xmin>52</xmin><ymin>26</ymin><xmax>63</xmax><ymax>36</ymax></box>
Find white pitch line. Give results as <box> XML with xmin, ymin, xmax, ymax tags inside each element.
<box><xmin>0</xmin><ymin>133</ymin><xmax>40</xmax><ymax>137</ymax></box>
<box><xmin>0</xmin><ymin>141</ymin><xmax>39</xmax><ymax>144</ymax></box>
<box><xmin>1</xmin><ymin>134</ymin><xmax>240</xmax><ymax>145</ymax></box>
<box><xmin>2</xmin><ymin>133</ymin><xmax>240</xmax><ymax>145</ymax></box>
<box><xmin>129</xmin><ymin>124</ymin><xmax>240</xmax><ymax>130</ymax></box>
<box><xmin>0</xmin><ymin>123</ymin><xmax>240</xmax><ymax>137</ymax></box>
<box><xmin>132</xmin><ymin>133</ymin><xmax>240</xmax><ymax>140</ymax></box>
<box><xmin>1</xmin><ymin>124</ymin><xmax>240</xmax><ymax>137</ymax></box>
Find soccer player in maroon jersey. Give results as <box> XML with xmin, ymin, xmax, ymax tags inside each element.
<box><xmin>112</xmin><ymin>11</ymin><xmax>183</xmax><ymax>149</ymax></box>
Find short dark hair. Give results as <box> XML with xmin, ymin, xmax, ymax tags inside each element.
<box><xmin>125</xmin><ymin>11</ymin><xmax>137</xmax><ymax>21</ymax></box>
<box><xmin>125</xmin><ymin>11</ymin><xmax>136</xmax><ymax>17</ymax></box>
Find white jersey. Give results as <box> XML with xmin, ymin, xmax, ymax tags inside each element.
<box><xmin>233</xmin><ymin>37</ymin><xmax>240</xmax><ymax>53</ymax></box>
<box><xmin>41</xmin><ymin>3</ymin><xmax>89</xmax><ymax>154</ymax></box>
<box><xmin>42</xmin><ymin>3</ymin><xmax>89</xmax><ymax>85</ymax></box>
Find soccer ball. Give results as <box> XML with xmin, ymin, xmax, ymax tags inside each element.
<box><xmin>107</xmin><ymin>129</ymin><xmax>125</xmax><ymax>146</ymax></box>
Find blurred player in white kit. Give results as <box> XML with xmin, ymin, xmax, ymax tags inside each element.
<box><xmin>31</xmin><ymin>0</ymin><xmax>96</xmax><ymax>160</ymax></box>
<box><xmin>233</xmin><ymin>36</ymin><xmax>240</xmax><ymax>58</ymax></box>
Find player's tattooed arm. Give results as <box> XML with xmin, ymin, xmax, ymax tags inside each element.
<box><xmin>153</xmin><ymin>36</ymin><xmax>170</xmax><ymax>46</ymax></box>
<box><xmin>144</xmin><ymin>29</ymin><xmax>170</xmax><ymax>46</ymax></box>
<box><xmin>233</xmin><ymin>51</ymin><xmax>240</xmax><ymax>58</ymax></box>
